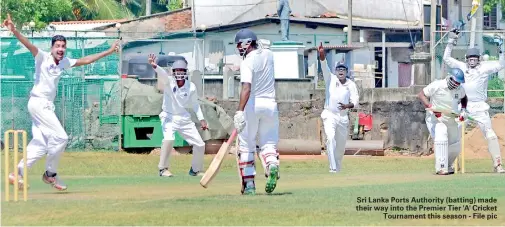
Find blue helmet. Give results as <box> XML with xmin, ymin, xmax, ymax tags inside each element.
<box><xmin>234</xmin><ymin>29</ymin><xmax>257</xmax><ymax>44</ymax></box>
<box><xmin>448</xmin><ymin>68</ymin><xmax>465</xmax><ymax>83</ymax></box>
<box><xmin>234</xmin><ymin>29</ymin><xmax>257</xmax><ymax>58</ymax></box>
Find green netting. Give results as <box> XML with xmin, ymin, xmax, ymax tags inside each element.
<box><xmin>1</xmin><ymin>35</ymin><xmax>121</xmax><ymax>151</ymax></box>
<box><xmin>434</xmin><ymin>31</ymin><xmax>505</xmax><ymax>116</ymax></box>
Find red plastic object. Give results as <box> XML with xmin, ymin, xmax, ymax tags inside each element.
<box><xmin>358</xmin><ymin>113</ymin><xmax>373</xmax><ymax>131</ymax></box>
<box><xmin>121</xmin><ymin>74</ymin><xmax>128</xmax><ymax>78</ymax></box>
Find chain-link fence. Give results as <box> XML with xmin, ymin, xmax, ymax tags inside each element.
<box><xmin>0</xmin><ymin>30</ymin><xmax>211</xmax><ymax>151</ymax></box>
<box><xmin>433</xmin><ymin>30</ymin><xmax>505</xmax><ymax>116</ymax></box>
<box><xmin>1</xmin><ymin>31</ymin><xmax>122</xmax><ymax>151</ymax></box>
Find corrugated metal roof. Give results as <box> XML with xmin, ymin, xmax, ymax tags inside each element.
<box><xmin>289</xmin><ymin>17</ymin><xmax>422</xmax><ymax>30</ymax></box>
<box><xmin>194</xmin><ymin>0</ymin><xmax>422</xmax><ymax>30</ymax></box>
<box><xmin>192</xmin><ymin>17</ymin><xmax>422</xmax><ymax>33</ymax></box>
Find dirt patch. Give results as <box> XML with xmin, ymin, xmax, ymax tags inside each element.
<box><xmin>464</xmin><ymin>113</ymin><xmax>505</xmax><ymax>159</ymax></box>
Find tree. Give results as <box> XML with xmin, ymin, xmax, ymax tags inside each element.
<box><xmin>158</xmin><ymin>0</ymin><xmax>184</xmax><ymax>11</ymax></box>
<box><xmin>1</xmin><ymin>0</ymin><xmax>75</xmax><ymax>30</ymax></box>
<box><xmin>483</xmin><ymin>0</ymin><xmax>505</xmax><ymax>18</ymax></box>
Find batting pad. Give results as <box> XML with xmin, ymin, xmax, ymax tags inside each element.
<box><xmin>435</xmin><ymin>141</ymin><xmax>449</xmax><ymax>171</ymax></box>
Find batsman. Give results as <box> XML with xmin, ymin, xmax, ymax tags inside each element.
<box><xmin>419</xmin><ymin>68</ymin><xmax>468</xmax><ymax>175</ymax></box>
<box><xmin>443</xmin><ymin>29</ymin><xmax>505</xmax><ymax>173</ymax></box>
<box><xmin>233</xmin><ymin>29</ymin><xmax>280</xmax><ymax>195</ymax></box>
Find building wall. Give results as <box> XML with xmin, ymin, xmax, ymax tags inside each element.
<box><xmin>122</xmin><ymin>22</ymin><xmax>347</xmax><ymax>73</ymax></box>
<box><xmin>441</xmin><ymin>0</ymin><xmax>483</xmax><ymax>48</ymax></box>
<box><xmin>101</xmin><ymin>9</ymin><xmax>193</xmax><ymax>41</ymax></box>
<box><xmin>203</xmin><ymin>23</ymin><xmax>348</xmax><ymax>69</ymax></box>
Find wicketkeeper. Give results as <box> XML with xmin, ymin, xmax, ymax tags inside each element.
<box><xmin>148</xmin><ymin>54</ymin><xmax>208</xmax><ymax>177</ymax></box>
<box><xmin>443</xmin><ymin>28</ymin><xmax>505</xmax><ymax>173</ymax></box>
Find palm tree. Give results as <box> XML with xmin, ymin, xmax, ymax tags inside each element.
<box><xmin>71</xmin><ymin>0</ymin><xmax>134</xmax><ymax>20</ymax></box>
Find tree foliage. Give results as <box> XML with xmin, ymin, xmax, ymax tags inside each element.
<box><xmin>1</xmin><ymin>0</ymin><xmax>75</xmax><ymax>30</ymax></box>
<box><xmin>1</xmin><ymin>0</ymin><xmax>177</xmax><ymax>30</ymax></box>
<box><xmin>483</xmin><ymin>0</ymin><xmax>505</xmax><ymax>17</ymax></box>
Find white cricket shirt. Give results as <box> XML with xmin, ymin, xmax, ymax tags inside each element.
<box><xmin>154</xmin><ymin>67</ymin><xmax>205</xmax><ymax>120</ymax></box>
<box><xmin>30</xmin><ymin>49</ymin><xmax>76</xmax><ymax>102</ymax></box>
<box><xmin>240</xmin><ymin>49</ymin><xmax>276</xmax><ymax>100</ymax></box>
<box><xmin>423</xmin><ymin>79</ymin><xmax>466</xmax><ymax>117</ymax></box>
<box><xmin>320</xmin><ymin>60</ymin><xmax>359</xmax><ymax>113</ymax></box>
<box><xmin>443</xmin><ymin>41</ymin><xmax>505</xmax><ymax>103</ymax></box>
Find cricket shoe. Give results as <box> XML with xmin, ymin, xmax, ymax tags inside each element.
<box><xmin>436</xmin><ymin>169</ymin><xmax>450</xmax><ymax>175</ymax></box>
<box><xmin>8</xmin><ymin>173</ymin><xmax>29</xmax><ymax>190</ymax></box>
<box><xmin>188</xmin><ymin>167</ymin><xmax>204</xmax><ymax>176</ymax></box>
<box><xmin>265</xmin><ymin>165</ymin><xmax>279</xmax><ymax>193</ymax></box>
<box><xmin>159</xmin><ymin>168</ymin><xmax>173</xmax><ymax>177</ymax></box>
<box><xmin>448</xmin><ymin>166</ymin><xmax>455</xmax><ymax>175</ymax></box>
<box><xmin>42</xmin><ymin>172</ymin><xmax>67</xmax><ymax>191</ymax></box>
<box><xmin>242</xmin><ymin>181</ymin><xmax>256</xmax><ymax>195</ymax></box>
<box><xmin>494</xmin><ymin>165</ymin><xmax>505</xmax><ymax>173</ymax></box>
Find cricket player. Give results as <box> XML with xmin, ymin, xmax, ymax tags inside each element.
<box><xmin>419</xmin><ymin>68</ymin><xmax>468</xmax><ymax>175</ymax></box>
<box><xmin>3</xmin><ymin>13</ymin><xmax>120</xmax><ymax>191</ymax></box>
<box><xmin>148</xmin><ymin>54</ymin><xmax>208</xmax><ymax>177</ymax></box>
<box><xmin>317</xmin><ymin>43</ymin><xmax>359</xmax><ymax>173</ymax></box>
<box><xmin>233</xmin><ymin>29</ymin><xmax>280</xmax><ymax>195</ymax></box>
<box><xmin>444</xmin><ymin>29</ymin><xmax>505</xmax><ymax>173</ymax></box>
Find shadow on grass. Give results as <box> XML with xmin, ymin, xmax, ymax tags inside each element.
<box><xmin>38</xmin><ymin>190</ymin><xmax>90</xmax><ymax>195</ymax></box>
<box><xmin>257</xmin><ymin>192</ymin><xmax>293</xmax><ymax>196</ymax></box>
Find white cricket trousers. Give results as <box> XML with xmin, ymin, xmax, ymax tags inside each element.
<box><xmin>17</xmin><ymin>97</ymin><xmax>69</xmax><ymax>176</ymax></box>
<box><xmin>159</xmin><ymin>113</ymin><xmax>205</xmax><ymax>172</ymax></box>
<box><xmin>238</xmin><ymin>98</ymin><xmax>280</xmax><ymax>180</ymax></box>
<box><xmin>321</xmin><ymin>109</ymin><xmax>349</xmax><ymax>172</ymax></box>
<box><xmin>465</xmin><ymin>101</ymin><xmax>502</xmax><ymax>167</ymax></box>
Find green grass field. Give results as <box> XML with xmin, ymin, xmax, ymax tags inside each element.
<box><xmin>2</xmin><ymin>152</ymin><xmax>504</xmax><ymax>226</ymax></box>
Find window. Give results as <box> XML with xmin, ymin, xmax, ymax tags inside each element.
<box><xmin>484</xmin><ymin>4</ymin><xmax>498</xmax><ymax>29</ymax></box>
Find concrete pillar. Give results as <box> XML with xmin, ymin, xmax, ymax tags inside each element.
<box><xmin>359</xmin><ymin>30</ymin><xmax>366</xmax><ymax>43</ymax></box>
<box><xmin>222</xmin><ymin>67</ymin><xmax>235</xmax><ymax>100</ymax></box>
<box><xmin>307</xmin><ymin>50</ymin><xmax>317</xmax><ymax>77</ymax></box>
<box><xmin>190</xmin><ymin>70</ymin><xmax>202</xmax><ymax>97</ymax></box>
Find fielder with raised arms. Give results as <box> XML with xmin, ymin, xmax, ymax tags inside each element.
<box><xmin>317</xmin><ymin>43</ymin><xmax>359</xmax><ymax>173</ymax></box>
<box><xmin>3</xmin><ymin>13</ymin><xmax>120</xmax><ymax>191</ymax></box>
<box><xmin>233</xmin><ymin>29</ymin><xmax>280</xmax><ymax>195</ymax></box>
<box><xmin>419</xmin><ymin>68</ymin><xmax>468</xmax><ymax>175</ymax></box>
<box><xmin>444</xmin><ymin>29</ymin><xmax>505</xmax><ymax>173</ymax></box>
<box><xmin>148</xmin><ymin>54</ymin><xmax>208</xmax><ymax>177</ymax></box>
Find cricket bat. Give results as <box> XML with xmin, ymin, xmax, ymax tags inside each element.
<box><xmin>200</xmin><ymin>129</ymin><xmax>238</xmax><ymax>188</ymax></box>
<box><xmin>425</xmin><ymin>108</ymin><xmax>475</xmax><ymax>121</ymax></box>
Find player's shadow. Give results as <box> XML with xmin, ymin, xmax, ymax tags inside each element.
<box><xmin>257</xmin><ymin>192</ymin><xmax>293</xmax><ymax>196</ymax></box>
<box><xmin>38</xmin><ymin>190</ymin><xmax>88</xmax><ymax>195</ymax></box>
<box><xmin>463</xmin><ymin>171</ymin><xmax>500</xmax><ymax>174</ymax></box>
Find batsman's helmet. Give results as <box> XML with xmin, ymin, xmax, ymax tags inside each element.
<box><xmin>449</xmin><ymin>68</ymin><xmax>465</xmax><ymax>83</ymax></box>
<box><xmin>234</xmin><ymin>29</ymin><xmax>257</xmax><ymax>58</ymax></box>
